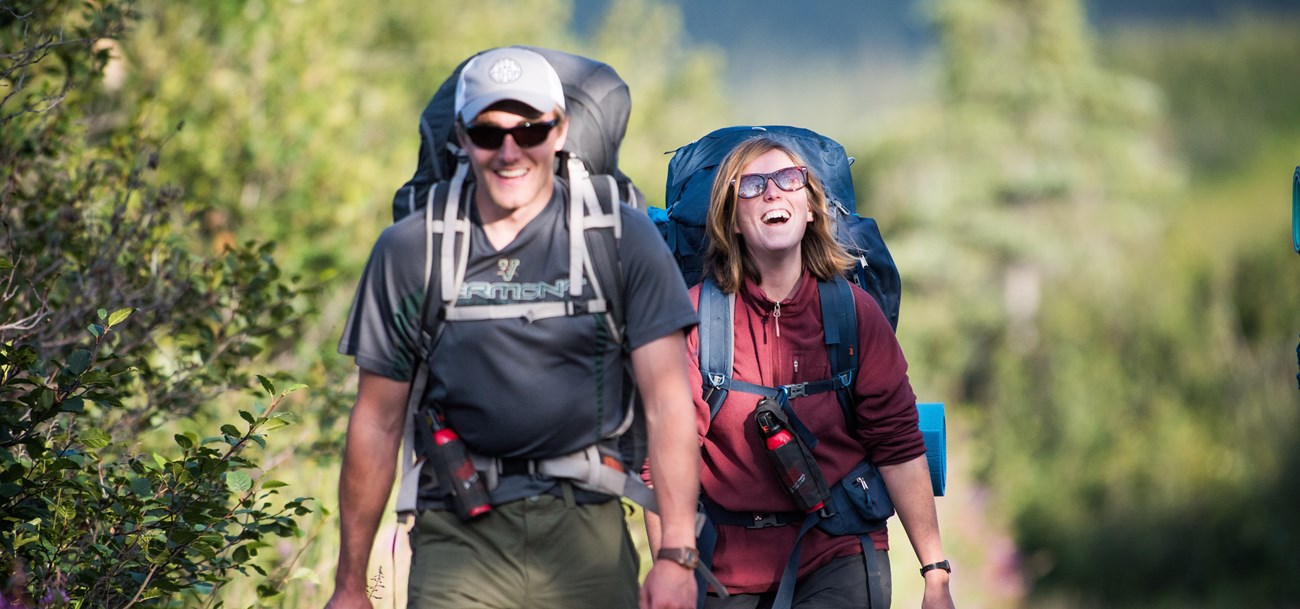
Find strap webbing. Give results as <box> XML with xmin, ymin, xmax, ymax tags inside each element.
<box><xmin>699</xmin><ymin>277</ymin><xmax>858</xmax><ymax>423</ymax></box>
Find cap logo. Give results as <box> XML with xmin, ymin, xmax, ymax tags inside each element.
<box><xmin>488</xmin><ymin>58</ymin><xmax>523</xmax><ymax>84</ymax></box>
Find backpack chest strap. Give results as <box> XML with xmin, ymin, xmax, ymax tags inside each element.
<box><xmin>441</xmin><ymin>298</ymin><xmax>609</xmax><ymax>322</ymax></box>
<box><xmin>725</xmin><ymin>378</ymin><xmax>844</xmax><ymax>401</ymax></box>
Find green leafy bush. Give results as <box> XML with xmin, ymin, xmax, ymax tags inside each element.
<box><xmin>2</xmin><ymin>1</ymin><xmax>318</xmax><ymax>605</ymax></box>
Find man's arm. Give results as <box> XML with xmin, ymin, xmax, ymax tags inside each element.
<box><xmin>630</xmin><ymin>332</ymin><xmax>699</xmax><ymax>609</ymax></box>
<box><xmin>879</xmin><ymin>455</ymin><xmax>956</xmax><ymax>609</ymax></box>
<box><xmin>324</xmin><ymin>369</ymin><xmax>411</xmax><ymax>609</ymax></box>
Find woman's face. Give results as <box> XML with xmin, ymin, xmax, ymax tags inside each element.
<box><xmin>733</xmin><ymin>149</ymin><xmax>814</xmax><ymax>261</ymax></box>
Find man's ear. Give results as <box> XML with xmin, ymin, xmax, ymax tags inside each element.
<box><xmin>552</xmin><ymin>117</ymin><xmax>569</xmax><ymax>153</ymax></box>
<box><xmin>454</xmin><ymin>123</ymin><xmax>470</xmax><ymax>150</ymax></box>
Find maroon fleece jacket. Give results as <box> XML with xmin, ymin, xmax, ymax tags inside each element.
<box><xmin>686</xmin><ymin>271</ymin><xmax>925</xmax><ymax>594</ymax></box>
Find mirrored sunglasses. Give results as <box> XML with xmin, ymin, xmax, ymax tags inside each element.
<box><xmin>461</xmin><ymin>119</ymin><xmax>559</xmax><ymax>150</ymax></box>
<box><xmin>732</xmin><ymin>166</ymin><xmax>809</xmax><ymax>199</ymax></box>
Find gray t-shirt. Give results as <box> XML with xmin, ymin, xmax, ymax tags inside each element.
<box><xmin>339</xmin><ymin>179</ymin><xmax>696</xmax><ymax>505</ymax></box>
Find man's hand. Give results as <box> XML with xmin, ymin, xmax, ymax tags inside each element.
<box><xmin>322</xmin><ymin>588</ymin><xmax>374</xmax><ymax>609</ymax></box>
<box><xmin>639</xmin><ymin>560</ymin><xmax>698</xmax><ymax>609</ymax></box>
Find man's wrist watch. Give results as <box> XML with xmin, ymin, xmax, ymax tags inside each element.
<box><xmin>656</xmin><ymin>547</ymin><xmax>700</xmax><ymax>570</ymax></box>
<box><xmin>919</xmin><ymin>560</ymin><xmax>951</xmax><ymax>578</ymax></box>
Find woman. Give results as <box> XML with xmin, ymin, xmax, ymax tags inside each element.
<box><xmin>675</xmin><ymin>136</ymin><xmax>956</xmax><ymax>609</ymax></box>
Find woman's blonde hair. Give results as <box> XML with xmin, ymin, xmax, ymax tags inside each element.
<box><xmin>703</xmin><ymin>137</ymin><xmax>855</xmax><ymax>293</ymax></box>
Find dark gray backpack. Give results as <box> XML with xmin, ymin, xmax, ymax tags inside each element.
<box><xmin>392</xmin><ymin>45</ymin><xmax>643</xmax><ymax>222</ymax></box>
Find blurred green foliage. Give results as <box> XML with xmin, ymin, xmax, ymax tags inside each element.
<box><xmin>858</xmin><ymin>1</ymin><xmax>1300</xmax><ymax>607</ymax></box>
<box><xmin>1104</xmin><ymin>15</ymin><xmax>1300</xmax><ymax>178</ymax></box>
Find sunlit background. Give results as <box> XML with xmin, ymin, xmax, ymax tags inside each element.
<box><xmin>3</xmin><ymin>0</ymin><xmax>1299</xmax><ymax>607</ymax></box>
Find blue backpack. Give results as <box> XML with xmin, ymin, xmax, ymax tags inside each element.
<box><xmin>652</xmin><ymin>125</ymin><xmax>901</xmax><ymax>330</ymax></box>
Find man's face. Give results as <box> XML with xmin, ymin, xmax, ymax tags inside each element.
<box><xmin>457</xmin><ymin>102</ymin><xmax>568</xmax><ymax>217</ymax></box>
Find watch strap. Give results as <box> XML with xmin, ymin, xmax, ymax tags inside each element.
<box><xmin>656</xmin><ymin>547</ymin><xmax>700</xmax><ymax>570</ymax></box>
<box><xmin>919</xmin><ymin>560</ymin><xmax>951</xmax><ymax>578</ymax></box>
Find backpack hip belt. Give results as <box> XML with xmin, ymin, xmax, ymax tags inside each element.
<box><xmin>464</xmin><ymin>443</ymin><xmax>657</xmax><ymax>511</ymax></box>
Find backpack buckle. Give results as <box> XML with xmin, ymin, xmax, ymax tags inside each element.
<box><xmin>748</xmin><ymin>512</ymin><xmax>784</xmax><ymax>529</ymax></box>
<box><xmin>785</xmin><ymin>383</ymin><xmax>808</xmax><ymax>399</ymax></box>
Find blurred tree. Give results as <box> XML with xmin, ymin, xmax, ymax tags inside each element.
<box><xmin>867</xmin><ymin>0</ymin><xmax>1181</xmax><ymax>402</ymax></box>
<box><xmin>1103</xmin><ymin>14</ymin><xmax>1300</xmax><ymax>177</ymax></box>
<box><xmin>861</xmin><ymin>0</ymin><xmax>1300</xmax><ymax>607</ymax></box>
<box><xmin>582</xmin><ymin>0</ymin><xmax>728</xmax><ymax>204</ymax></box>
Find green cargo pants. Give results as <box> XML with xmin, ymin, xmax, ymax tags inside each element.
<box><xmin>407</xmin><ymin>489</ymin><xmax>638</xmax><ymax>609</ymax></box>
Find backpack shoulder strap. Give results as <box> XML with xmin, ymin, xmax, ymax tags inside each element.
<box><xmin>698</xmin><ymin>278</ymin><xmax>736</xmax><ymax>420</ymax></box>
<box><xmin>817</xmin><ymin>275</ymin><xmax>858</xmax><ymax>426</ymax></box>
<box><xmin>577</xmin><ymin>167</ymin><xmax>626</xmax><ymax>340</ymax></box>
<box><xmin>396</xmin><ymin>165</ymin><xmax>469</xmax><ymax>514</ymax></box>
<box><xmin>698</xmin><ymin>277</ymin><xmax>856</xmax><ymax>424</ymax></box>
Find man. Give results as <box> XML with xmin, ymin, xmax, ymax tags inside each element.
<box><xmin>324</xmin><ymin>48</ymin><xmax>701</xmax><ymax>609</ymax></box>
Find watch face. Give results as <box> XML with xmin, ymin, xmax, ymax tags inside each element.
<box><xmin>681</xmin><ymin>548</ymin><xmax>699</xmax><ymax>568</ymax></box>
<box><xmin>659</xmin><ymin>547</ymin><xmax>699</xmax><ymax>569</ymax></box>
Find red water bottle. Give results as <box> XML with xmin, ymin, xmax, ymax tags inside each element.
<box><xmin>427</xmin><ymin>415</ymin><xmax>492</xmax><ymax>520</ymax></box>
<box><xmin>757</xmin><ymin>408</ymin><xmax>826</xmax><ymax>513</ymax></box>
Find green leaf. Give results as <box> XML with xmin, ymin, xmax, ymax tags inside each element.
<box><xmin>261</xmin><ymin>480</ymin><xmax>288</xmax><ymax>489</ymax></box>
<box><xmin>226</xmin><ymin>471</ymin><xmax>252</xmax><ymax>492</ymax></box>
<box><xmin>239</xmin><ymin>410</ymin><xmax>256</xmax><ymax>425</ymax></box>
<box><xmin>283</xmin><ymin>383</ymin><xmax>308</xmax><ymax>394</ymax></box>
<box><xmin>87</xmin><ymin>323</ymin><xmax>105</xmax><ymax>338</ymax></box>
<box><xmin>175</xmin><ymin>434</ymin><xmax>193</xmax><ymax>449</ymax></box>
<box><xmin>107</xmin><ymin>307</ymin><xmax>134</xmax><ymax>327</ymax></box>
<box><xmin>67</xmin><ymin>349</ymin><xmax>91</xmax><ymax>375</ymax></box>
<box><xmin>81</xmin><ymin>427</ymin><xmax>111</xmax><ymax>449</ymax></box>
<box><xmin>256</xmin><ymin>375</ymin><xmax>274</xmax><ymax>395</ymax></box>
<box><xmin>60</xmin><ymin>396</ymin><xmax>86</xmax><ymax>413</ymax></box>
<box><xmin>130</xmin><ymin>477</ymin><xmax>152</xmax><ymax>496</ymax></box>
<box><xmin>97</xmin><ymin>308</ymin><xmax>107</xmax><ymax>320</ymax></box>
<box><xmin>220</xmin><ymin>424</ymin><xmax>242</xmax><ymax>438</ymax></box>
<box><xmin>262</xmin><ymin>418</ymin><xmax>291</xmax><ymax>433</ymax></box>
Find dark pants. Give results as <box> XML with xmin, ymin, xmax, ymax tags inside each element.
<box><xmin>704</xmin><ymin>551</ymin><xmax>892</xmax><ymax>609</ymax></box>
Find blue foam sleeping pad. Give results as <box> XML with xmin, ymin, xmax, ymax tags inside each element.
<box><xmin>917</xmin><ymin>402</ymin><xmax>947</xmax><ymax>497</ymax></box>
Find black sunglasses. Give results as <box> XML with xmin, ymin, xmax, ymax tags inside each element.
<box><xmin>732</xmin><ymin>166</ymin><xmax>809</xmax><ymax>199</ymax></box>
<box><xmin>460</xmin><ymin>119</ymin><xmax>559</xmax><ymax>150</ymax></box>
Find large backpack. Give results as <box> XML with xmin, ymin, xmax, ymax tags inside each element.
<box><xmin>390</xmin><ymin>47</ymin><xmax>653</xmax><ymax>517</ymax></box>
<box><xmin>653</xmin><ymin>125</ymin><xmax>902</xmax><ymax>329</ymax></box>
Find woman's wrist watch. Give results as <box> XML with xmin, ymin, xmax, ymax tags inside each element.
<box><xmin>919</xmin><ymin>560</ymin><xmax>951</xmax><ymax>578</ymax></box>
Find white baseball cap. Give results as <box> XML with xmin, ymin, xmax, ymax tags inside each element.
<box><xmin>455</xmin><ymin>47</ymin><xmax>566</xmax><ymax>122</ymax></box>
